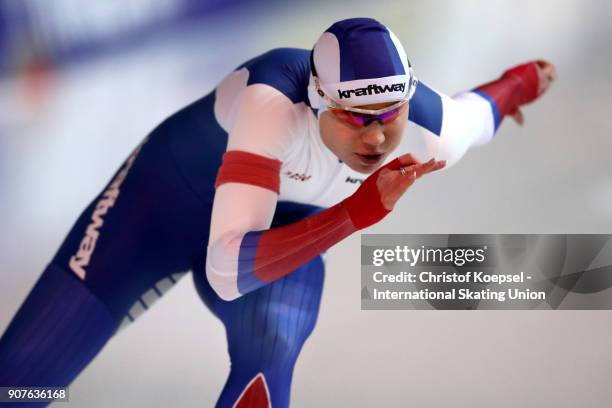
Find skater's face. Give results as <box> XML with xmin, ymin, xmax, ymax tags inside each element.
<box><xmin>319</xmin><ymin>101</ymin><xmax>409</xmax><ymax>174</ymax></box>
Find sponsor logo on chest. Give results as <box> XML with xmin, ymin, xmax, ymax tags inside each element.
<box><xmin>284</xmin><ymin>171</ymin><xmax>312</xmax><ymax>182</ymax></box>
<box><xmin>345</xmin><ymin>176</ymin><xmax>364</xmax><ymax>184</ymax></box>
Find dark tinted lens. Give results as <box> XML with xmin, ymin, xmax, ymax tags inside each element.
<box><xmin>330</xmin><ymin>109</ymin><xmax>367</xmax><ymax>127</ymax></box>
<box><xmin>377</xmin><ymin>107</ymin><xmax>401</xmax><ymax>123</ymax></box>
<box><xmin>330</xmin><ymin>106</ymin><xmax>402</xmax><ymax>128</ymax></box>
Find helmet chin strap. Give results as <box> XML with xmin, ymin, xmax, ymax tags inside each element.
<box><xmin>316</xmin><ymin>98</ymin><xmax>329</xmax><ymax>120</ymax></box>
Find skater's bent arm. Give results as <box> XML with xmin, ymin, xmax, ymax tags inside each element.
<box><xmin>206</xmin><ymin>153</ymin><xmax>444</xmax><ymax>301</ymax></box>
<box><xmin>206</xmin><ymin>174</ymin><xmax>356</xmax><ymax>301</ymax></box>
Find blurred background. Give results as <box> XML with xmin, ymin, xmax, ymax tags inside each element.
<box><xmin>1</xmin><ymin>0</ymin><xmax>611</xmax><ymax>406</ymax></box>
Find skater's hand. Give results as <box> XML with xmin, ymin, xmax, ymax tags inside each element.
<box><xmin>376</xmin><ymin>153</ymin><xmax>446</xmax><ymax>210</ymax></box>
<box><xmin>510</xmin><ymin>60</ymin><xmax>557</xmax><ymax>125</ymax></box>
<box><xmin>535</xmin><ymin>60</ymin><xmax>557</xmax><ymax>95</ymax></box>
<box><xmin>343</xmin><ymin>153</ymin><xmax>445</xmax><ymax>229</ymax></box>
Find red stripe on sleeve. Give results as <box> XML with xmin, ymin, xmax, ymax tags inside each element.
<box><xmin>215</xmin><ymin>150</ymin><xmax>282</xmax><ymax>194</ymax></box>
<box><xmin>252</xmin><ymin>202</ymin><xmax>357</xmax><ymax>282</ymax></box>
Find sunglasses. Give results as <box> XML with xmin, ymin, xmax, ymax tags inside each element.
<box><xmin>328</xmin><ymin>103</ymin><xmax>406</xmax><ymax>128</ymax></box>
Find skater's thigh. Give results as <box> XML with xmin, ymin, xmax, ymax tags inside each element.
<box><xmin>52</xmin><ymin>129</ymin><xmax>212</xmax><ymax>326</ymax></box>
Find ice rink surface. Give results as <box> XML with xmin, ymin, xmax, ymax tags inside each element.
<box><xmin>1</xmin><ymin>0</ymin><xmax>612</xmax><ymax>406</ymax></box>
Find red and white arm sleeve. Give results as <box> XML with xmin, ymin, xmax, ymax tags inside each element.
<box><xmin>473</xmin><ymin>61</ymin><xmax>540</xmax><ymax>123</ymax></box>
<box><xmin>413</xmin><ymin>62</ymin><xmax>540</xmax><ymax>168</ymax></box>
<box><xmin>206</xmin><ymin>153</ymin><xmax>399</xmax><ymax>301</ymax></box>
